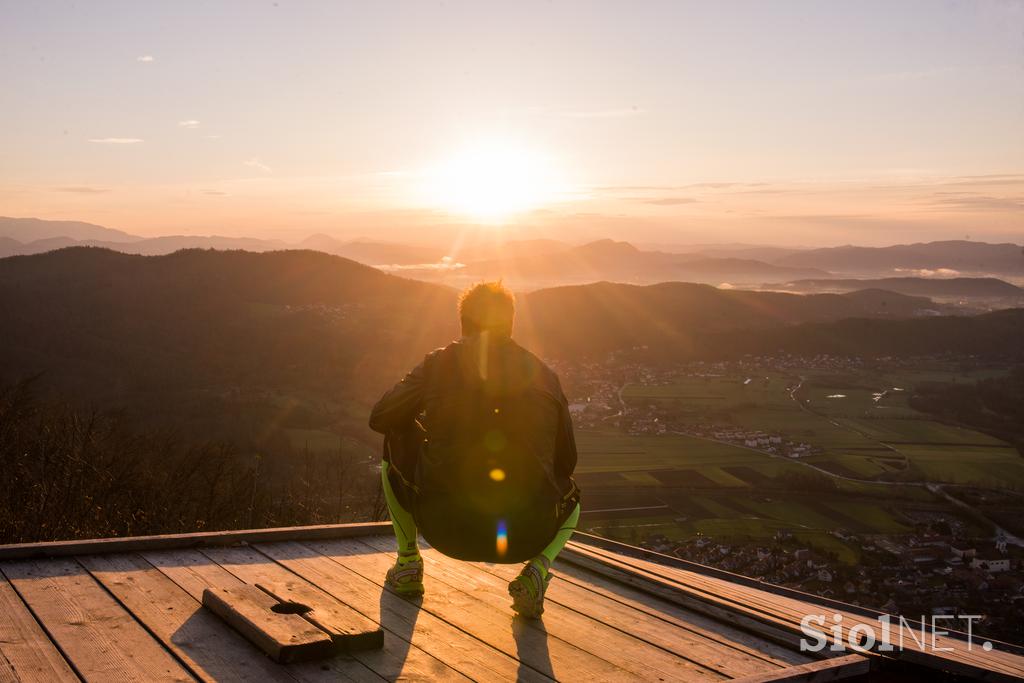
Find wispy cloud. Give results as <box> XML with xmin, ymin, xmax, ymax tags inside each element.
<box><xmin>244</xmin><ymin>157</ymin><xmax>272</xmax><ymax>173</ymax></box>
<box><xmin>559</xmin><ymin>107</ymin><xmax>644</xmax><ymax>119</ymax></box>
<box><xmin>594</xmin><ymin>184</ymin><xmax>683</xmax><ymax>192</ymax></box>
<box><xmin>136</xmin><ymin>55</ymin><xmax>154</xmax><ymax>63</ymax></box>
<box><xmin>201</xmin><ymin>190</ymin><xmax>228</xmax><ymax>196</ymax></box>
<box><xmin>769</xmin><ymin>213</ymin><xmax>875</xmax><ymax>222</ymax></box>
<box><xmin>596</xmin><ymin>182</ymin><xmax>769</xmax><ymax>193</ymax></box>
<box><xmin>686</xmin><ymin>182</ymin><xmax>769</xmax><ymax>190</ymax></box>
<box><xmin>927</xmin><ymin>192</ymin><xmax>1024</xmax><ymax>212</ymax></box>
<box><xmin>635</xmin><ymin>196</ymin><xmax>698</xmax><ymax>206</ymax></box>
<box><xmin>55</xmin><ymin>186</ymin><xmax>110</xmax><ymax>194</ymax></box>
<box><xmin>945</xmin><ymin>174</ymin><xmax>1024</xmax><ymax>187</ymax></box>
<box><xmin>178</xmin><ymin>120</ymin><xmax>200</xmax><ymax>128</ymax></box>
<box><xmin>88</xmin><ymin>137</ymin><xmax>143</xmax><ymax>144</ymax></box>
<box><xmin>204</xmin><ymin>134</ymin><xmax>222</xmax><ymax>140</ymax></box>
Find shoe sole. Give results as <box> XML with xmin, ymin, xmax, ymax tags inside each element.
<box><xmin>386</xmin><ymin>580</ymin><xmax>424</xmax><ymax>598</ymax></box>
<box><xmin>508</xmin><ymin>580</ymin><xmax>543</xmax><ymax>618</ymax></box>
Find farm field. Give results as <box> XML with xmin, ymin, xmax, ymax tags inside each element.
<box><xmin>616</xmin><ymin>366</ymin><xmax>1020</xmax><ymax>490</ymax></box>
<box><xmin>575</xmin><ymin>363</ymin><xmax>1021</xmax><ymax>563</ymax></box>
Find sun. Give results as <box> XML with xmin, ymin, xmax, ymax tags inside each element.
<box><xmin>422</xmin><ymin>141</ymin><xmax>564</xmax><ymax>223</ymax></box>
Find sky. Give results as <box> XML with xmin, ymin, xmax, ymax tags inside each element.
<box><xmin>1</xmin><ymin>0</ymin><xmax>1022</xmax><ymax>247</ymax></box>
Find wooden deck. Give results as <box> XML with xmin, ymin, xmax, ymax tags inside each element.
<box><xmin>0</xmin><ymin>523</ymin><xmax>1020</xmax><ymax>682</ymax></box>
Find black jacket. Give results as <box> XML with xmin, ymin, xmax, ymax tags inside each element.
<box><xmin>369</xmin><ymin>334</ymin><xmax>578</xmax><ymax>497</ymax></box>
<box><xmin>370</xmin><ymin>334</ymin><xmax>579</xmax><ymax>561</ymax></box>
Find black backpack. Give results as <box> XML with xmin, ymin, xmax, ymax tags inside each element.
<box><xmin>412</xmin><ymin>340</ymin><xmax>567</xmax><ymax>562</ymax></box>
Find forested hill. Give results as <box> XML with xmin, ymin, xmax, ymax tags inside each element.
<box><xmin>515</xmin><ymin>281</ymin><xmax>953</xmax><ymax>359</ymax></box>
<box><xmin>516</xmin><ymin>282</ymin><xmax>1023</xmax><ymax>360</ymax></box>
<box><xmin>1</xmin><ymin>248</ymin><xmax>1021</xmax><ymax>422</ymax></box>
<box><xmin>0</xmin><ymin>248</ymin><xmax>457</xmax><ymax>416</ymax></box>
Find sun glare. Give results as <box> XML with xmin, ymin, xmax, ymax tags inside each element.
<box><xmin>423</xmin><ymin>141</ymin><xmax>564</xmax><ymax>223</ymax></box>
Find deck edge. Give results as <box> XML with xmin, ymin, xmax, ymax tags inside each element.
<box><xmin>571</xmin><ymin>531</ymin><xmax>1024</xmax><ymax>657</ymax></box>
<box><xmin>0</xmin><ymin>522</ymin><xmax>392</xmax><ymax>560</ymax></box>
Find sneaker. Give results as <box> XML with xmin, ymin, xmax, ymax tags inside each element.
<box><xmin>385</xmin><ymin>557</ymin><xmax>424</xmax><ymax>597</ymax></box>
<box><xmin>508</xmin><ymin>563</ymin><xmax>552</xmax><ymax>618</ymax></box>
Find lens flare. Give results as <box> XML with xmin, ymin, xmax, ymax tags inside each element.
<box><xmin>489</xmin><ymin>468</ymin><xmax>506</xmax><ymax>482</ymax></box>
<box><xmin>496</xmin><ymin>520</ymin><xmax>508</xmax><ymax>558</ymax></box>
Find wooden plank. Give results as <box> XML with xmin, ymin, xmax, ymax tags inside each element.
<box><xmin>587</xmin><ymin>544</ymin><xmax>1024</xmax><ymax>679</ymax></box>
<box><xmin>138</xmin><ymin>549</ymin><xmax>379</xmax><ymax>683</ymax></box>
<box><xmin>575</xmin><ymin>534</ymin><xmax>1024</xmax><ymax>657</ymax></box>
<box><xmin>257</xmin><ymin>541</ymin><xmax>554</xmax><ymax>683</ymax></box>
<box><xmin>307</xmin><ymin>537</ymin><xmax>642</xmax><ymax>683</ymax></box>
<box><xmin>307</xmin><ymin>538</ymin><xmax>645</xmax><ymax>683</ymax></box>
<box><xmin>667</xmin><ymin>571</ymin><xmax>1024</xmax><ymax>679</ymax></box>
<box><xmin>254</xmin><ymin>581</ymin><xmax>383</xmax><ymax>653</ymax></box>
<box><xmin>545</xmin><ymin>560</ymin><xmax>811</xmax><ymax>666</ymax></box>
<box><xmin>357</xmin><ymin>535</ymin><xmax>725</xmax><ymax>682</ymax></box>
<box><xmin>627</xmin><ymin>561</ymin><xmax>982</xmax><ymax>671</ymax></box>
<box><xmin>79</xmin><ymin>552</ymin><xmax>299</xmax><ymax>682</ymax></box>
<box><xmin>589</xmin><ymin>549</ymin><xmax>873</xmax><ymax>650</ymax></box>
<box><xmin>562</xmin><ymin>544</ymin><xmax>818</xmax><ymax>654</ymax></box>
<box><xmin>574</xmin><ymin>545</ymin><xmax>841</xmax><ymax>628</ymax></box>
<box><xmin>564</xmin><ymin>545</ymin><xmax>810</xmax><ymax>639</ymax></box>
<box><xmin>897</xmin><ymin>648</ymin><xmax>1024</xmax><ymax>683</ymax></box>
<box><xmin>466</xmin><ymin>554</ymin><xmax>795</xmax><ymax>678</ymax></box>
<box><xmin>574</xmin><ymin>534</ymin><xmax>867</xmax><ymax>611</ymax></box>
<box><xmin>578</xmin><ymin>544</ymin><xmax>1024</xmax><ymax>681</ymax></box>
<box><xmin>200</xmin><ymin>545</ymin><xmax>468</xmax><ymax>681</ymax></box>
<box><xmin>575</xmin><ymin>543</ymin><xmax>863</xmax><ymax>652</ymax></box>
<box><xmin>730</xmin><ymin>654</ymin><xmax>870</xmax><ymax>682</ymax></box>
<box><xmin>0</xmin><ymin>572</ymin><xmax>78</xmax><ymax>682</ymax></box>
<box><xmin>0</xmin><ymin>523</ymin><xmax>392</xmax><ymax>561</ymax></box>
<box><xmin>0</xmin><ymin>651</ymin><xmax>20</xmax><ymax>683</ymax></box>
<box><xmin>202</xmin><ymin>585</ymin><xmax>335</xmax><ymax>664</ymax></box>
<box><xmin>0</xmin><ymin>557</ymin><xmax>194</xmax><ymax>683</ymax></box>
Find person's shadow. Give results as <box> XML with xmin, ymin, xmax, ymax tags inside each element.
<box><xmin>377</xmin><ymin>586</ymin><xmax>422</xmax><ymax>679</ymax></box>
<box><xmin>512</xmin><ymin>614</ymin><xmax>555</xmax><ymax>681</ymax></box>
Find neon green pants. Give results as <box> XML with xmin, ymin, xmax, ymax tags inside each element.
<box><xmin>381</xmin><ymin>461</ymin><xmax>420</xmax><ymax>557</ymax></box>
<box><xmin>381</xmin><ymin>461</ymin><xmax>580</xmax><ymax>571</ymax></box>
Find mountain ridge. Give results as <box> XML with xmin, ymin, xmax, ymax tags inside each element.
<box><xmin>775</xmin><ymin>239</ymin><xmax>1024</xmax><ymax>276</ymax></box>
<box><xmin>0</xmin><ymin>247</ymin><xmax>1018</xmax><ymax>428</ymax></box>
<box><xmin>767</xmin><ymin>276</ymin><xmax>1023</xmax><ymax>298</ymax></box>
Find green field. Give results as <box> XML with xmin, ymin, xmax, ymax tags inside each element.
<box><xmin>617</xmin><ymin>367</ymin><xmax>1020</xmax><ymax>490</ymax></box>
<box><xmin>575</xmin><ymin>430</ymin><xmax>812</xmax><ymax>487</ymax></box>
<box><xmin>578</xmin><ymin>364</ymin><xmax>1019</xmax><ymax>561</ymax></box>
<box><xmin>622</xmin><ymin>374</ymin><xmax>794</xmax><ymax>410</ymax></box>
<box><xmin>896</xmin><ymin>445</ymin><xmax>1024</xmax><ymax>488</ymax></box>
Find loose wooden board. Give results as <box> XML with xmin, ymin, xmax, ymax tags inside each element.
<box><xmin>202</xmin><ymin>585</ymin><xmax>335</xmax><ymax>664</ymax></box>
<box><xmin>79</xmin><ymin>552</ymin><xmax>298</xmax><ymax>682</ymax></box>
<box><xmin>255</xmin><ymin>581</ymin><xmax>384</xmax><ymax>653</ymax></box>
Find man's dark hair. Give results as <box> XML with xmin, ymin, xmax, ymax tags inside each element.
<box><xmin>459</xmin><ymin>281</ymin><xmax>515</xmax><ymax>337</ymax></box>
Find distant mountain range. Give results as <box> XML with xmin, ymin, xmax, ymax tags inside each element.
<box><xmin>3</xmin><ymin>216</ymin><xmax>1023</xmax><ymax>289</ymax></box>
<box><xmin>775</xmin><ymin>240</ymin><xmax>1024</xmax><ymax>277</ymax></box>
<box><xmin>0</xmin><ymin>221</ymin><xmax>419</xmax><ymax>263</ymax></box>
<box><xmin>417</xmin><ymin>239</ymin><xmax>831</xmax><ymax>287</ymax></box>
<box><xmin>649</xmin><ymin>243</ymin><xmax>808</xmax><ymax>262</ymax></box>
<box><xmin>0</xmin><ymin>217</ymin><xmax>139</xmax><ymax>243</ymax></box>
<box><xmin>767</xmin><ymin>277</ymin><xmax>1024</xmax><ymax>299</ymax></box>
<box><xmin>515</xmin><ymin>281</ymin><xmax>953</xmax><ymax>359</ymax></box>
<box><xmin>3</xmin><ymin>247</ymin><xmax>1012</xmax><ymax>412</ymax></box>
<box><xmin>0</xmin><ymin>217</ymin><xmax>567</xmax><ymax>268</ymax></box>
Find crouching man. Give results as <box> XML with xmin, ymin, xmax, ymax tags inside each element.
<box><xmin>369</xmin><ymin>282</ymin><xmax>581</xmax><ymax>618</ymax></box>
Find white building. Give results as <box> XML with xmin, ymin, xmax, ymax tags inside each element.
<box><xmin>971</xmin><ymin>558</ymin><xmax>1010</xmax><ymax>573</ymax></box>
